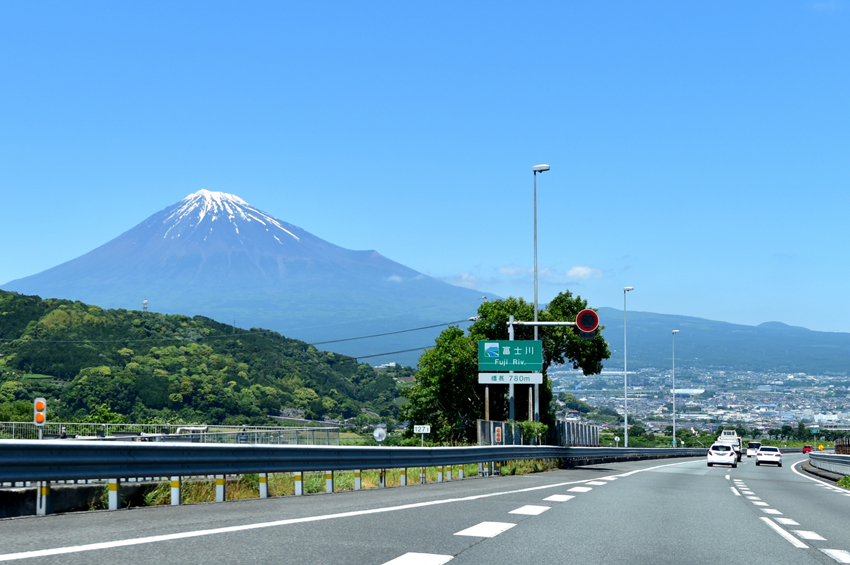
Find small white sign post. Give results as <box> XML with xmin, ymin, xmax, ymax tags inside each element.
<box><xmin>413</xmin><ymin>424</ymin><xmax>431</xmax><ymax>447</ymax></box>
<box><xmin>615</xmin><ymin>435</ymin><xmax>620</xmax><ymax>448</ymax></box>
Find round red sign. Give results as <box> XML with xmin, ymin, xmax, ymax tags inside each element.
<box><xmin>575</xmin><ymin>309</ymin><xmax>599</xmax><ymax>332</ymax></box>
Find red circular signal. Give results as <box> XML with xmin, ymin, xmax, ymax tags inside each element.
<box><xmin>575</xmin><ymin>309</ymin><xmax>599</xmax><ymax>332</ymax></box>
<box><xmin>35</xmin><ymin>400</ymin><xmax>45</xmax><ymax>411</ymax></box>
<box><xmin>35</xmin><ymin>413</ymin><xmax>45</xmax><ymax>424</ymax></box>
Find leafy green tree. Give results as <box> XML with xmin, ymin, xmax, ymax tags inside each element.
<box><xmin>401</xmin><ymin>292</ymin><xmax>610</xmax><ymax>444</ymax></box>
<box><xmin>780</xmin><ymin>424</ymin><xmax>794</xmax><ymax>440</ymax></box>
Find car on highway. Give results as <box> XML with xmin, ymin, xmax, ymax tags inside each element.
<box><xmin>755</xmin><ymin>446</ymin><xmax>782</xmax><ymax>466</ymax></box>
<box><xmin>802</xmin><ymin>445</ymin><xmax>813</xmax><ymax>453</ymax></box>
<box><xmin>707</xmin><ymin>443</ymin><xmax>738</xmax><ymax>468</ymax></box>
<box><xmin>746</xmin><ymin>441</ymin><xmax>762</xmax><ymax>457</ymax></box>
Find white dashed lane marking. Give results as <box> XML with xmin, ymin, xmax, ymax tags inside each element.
<box><xmin>382</xmin><ymin>553</ymin><xmax>453</xmax><ymax>565</ymax></box>
<box><xmin>760</xmin><ymin>518</ymin><xmax>808</xmax><ymax>548</ymax></box>
<box><xmin>752</xmin><ymin>502</ymin><xmax>769</xmax><ymax>506</ymax></box>
<box><xmin>543</xmin><ymin>495</ymin><xmax>574</xmax><ymax>502</ymax></box>
<box><xmin>822</xmin><ymin>549</ymin><xmax>850</xmax><ymax>563</ymax></box>
<box><xmin>774</xmin><ymin>518</ymin><xmax>800</xmax><ymax>526</ymax></box>
<box><xmin>793</xmin><ymin>531</ymin><xmax>826</xmax><ymax>541</ymax></box>
<box><xmin>568</xmin><ymin>486</ymin><xmax>592</xmax><ymax>493</ymax></box>
<box><xmin>509</xmin><ymin>505</ymin><xmax>550</xmax><ymax>516</ymax></box>
<box><xmin>585</xmin><ymin>481</ymin><xmax>607</xmax><ymax>486</ymax></box>
<box><xmin>454</xmin><ymin>522</ymin><xmax>516</xmax><ymax>538</ymax></box>
<box><xmin>762</xmin><ymin>509</ymin><xmax>783</xmax><ymax>515</ymax></box>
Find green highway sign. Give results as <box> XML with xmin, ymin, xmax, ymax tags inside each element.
<box><xmin>478</xmin><ymin>340</ymin><xmax>543</xmax><ymax>372</ymax></box>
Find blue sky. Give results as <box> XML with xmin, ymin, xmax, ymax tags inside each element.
<box><xmin>2</xmin><ymin>2</ymin><xmax>849</xmax><ymax>333</ymax></box>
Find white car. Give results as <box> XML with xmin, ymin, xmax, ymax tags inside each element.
<box><xmin>746</xmin><ymin>441</ymin><xmax>762</xmax><ymax>457</ymax></box>
<box><xmin>755</xmin><ymin>446</ymin><xmax>782</xmax><ymax>467</ymax></box>
<box><xmin>707</xmin><ymin>443</ymin><xmax>738</xmax><ymax>468</ymax></box>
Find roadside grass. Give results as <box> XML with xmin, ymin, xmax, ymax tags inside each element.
<box><xmin>142</xmin><ymin>463</ymin><xmax>485</xmax><ymax>505</ymax></box>
<box><xmin>837</xmin><ymin>475</ymin><xmax>850</xmax><ymax>490</ymax></box>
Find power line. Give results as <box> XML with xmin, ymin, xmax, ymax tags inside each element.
<box><xmin>0</xmin><ymin>318</ymin><xmax>474</xmax><ymax>347</ymax></box>
<box><xmin>311</xmin><ymin>319</ymin><xmax>471</xmax><ymax>345</ymax></box>
<box><xmin>354</xmin><ymin>346</ymin><xmax>434</xmax><ymax>361</ymax></box>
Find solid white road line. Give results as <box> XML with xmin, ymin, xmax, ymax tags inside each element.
<box><xmin>759</xmin><ymin>517</ymin><xmax>808</xmax><ymax>549</ymax></box>
<box><xmin>822</xmin><ymin>549</ymin><xmax>850</xmax><ymax>563</ymax></box>
<box><xmin>382</xmin><ymin>553</ymin><xmax>453</xmax><ymax>565</ymax></box>
<box><xmin>454</xmin><ymin>522</ymin><xmax>516</xmax><ymax>538</ymax></box>
<box><xmin>568</xmin><ymin>486</ymin><xmax>592</xmax><ymax>493</ymax></box>
<box><xmin>543</xmin><ymin>495</ymin><xmax>574</xmax><ymax>502</ymax></box>
<box><xmin>731</xmin><ymin>487</ymin><xmax>741</xmax><ymax>496</ymax></box>
<box><xmin>793</xmin><ymin>530</ymin><xmax>826</xmax><ymax>541</ymax></box>
<box><xmin>509</xmin><ymin>505</ymin><xmax>550</xmax><ymax>515</ymax></box>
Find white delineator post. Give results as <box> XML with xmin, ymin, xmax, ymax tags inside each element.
<box><xmin>400</xmin><ymin>468</ymin><xmax>407</xmax><ymax>486</ymax></box>
<box><xmin>259</xmin><ymin>473</ymin><xmax>268</xmax><ymax>499</ymax></box>
<box><xmin>108</xmin><ymin>478</ymin><xmax>120</xmax><ymax>510</ymax></box>
<box><xmin>446</xmin><ymin>465</ymin><xmax>452</xmax><ymax>481</ymax></box>
<box><xmin>36</xmin><ymin>481</ymin><xmax>50</xmax><ymax>515</ymax></box>
<box><xmin>294</xmin><ymin>472</ymin><xmax>303</xmax><ymax>496</ymax></box>
<box><xmin>325</xmin><ymin>471</ymin><xmax>333</xmax><ymax>493</ymax></box>
<box><xmin>437</xmin><ymin>465</ymin><xmax>444</xmax><ymax>482</ymax></box>
<box><xmin>215</xmin><ymin>475</ymin><xmax>226</xmax><ymax>502</ymax></box>
<box><xmin>354</xmin><ymin>470</ymin><xmax>362</xmax><ymax>490</ymax></box>
<box><xmin>170</xmin><ymin>476</ymin><xmax>181</xmax><ymax>506</ymax></box>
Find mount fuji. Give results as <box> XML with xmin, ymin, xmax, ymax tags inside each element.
<box><xmin>2</xmin><ymin>190</ymin><xmax>486</xmax><ymax>363</ymax></box>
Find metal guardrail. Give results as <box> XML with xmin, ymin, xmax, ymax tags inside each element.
<box><xmin>809</xmin><ymin>452</ymin><xmax>850</xmax><ymax>476</ymax></box>
<box><xmin>0</xmin><ymin>422</ymin><xmax>339</xmax><ymax>445</ymax></box>
<box><xmin>0</xmin><ymin>440</ymin><xmax>706</xmax><ymax>483</ymax></box>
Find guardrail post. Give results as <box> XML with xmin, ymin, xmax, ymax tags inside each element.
<box><xmin>446</xmin><ymin>464</ymin><xmax>452</xmax><ymax>481</ymax></box>
<box><xmin>259</xmin><ymin>473</ymin><xmax>268</xmax><ymax>499</ymax></box>
<box><xmin>496</xmin><ymin>462</ymin><xmax>502</xmax><ymax>476</ymax></box>
<box><xmin>437</xmin><ymin>465</ymin><xmax>443</xmax><ymax>482</ymax></box>
<box><xmin>458</xmin><ymin>465</ymin><xmax>464</xmax><ymax>479</ymax></box>
<box><xmin>36</xmin><ymin>481</ymin><xmax>50</xmax><ymax>515</ymax></box>
<box><xmin>108</xmin><ymin>478</ymin><xmax>120</xmax><ymax>510</ymax></box>
<box><xmin>325</xmin><ymin>471</ymin><xmax>333</xmax><ymax>493</ymax></box>
<box><xmin>354</xmin><ymin>470</ymin><xmax>361</xmax><ymax>490</ymax></box>
<box><xmin>420</xmin><ymin>466</ymin><xmax>426</xmax><ymax>484</ymax></box>
<box><xmin>379</xmin><ymin>469</ymin><xmax>386</xmax><ymax>488</ymax></box>
<box><xmin>170</xmin><ymin>476</ymin><xmax>181</xmax><ymax>505</ymax></box>
<box><xmin>483</xmin><ymin>462</ymin><xmax>489</xmax><ymax>477</ymax></box>
<box><xmin>400</xmin><ymin>468</ymin><xmax>407</xmax><ymax>486</ymax></box>
<box><xmin>294</xmin><ymin>472</ymin><xmax>303</xmax><ymax>496</ymax></box>
<box><xmin>216</xmin><ymin>475</ymin><xmax>226</xmax><ymax>502</ymax></box>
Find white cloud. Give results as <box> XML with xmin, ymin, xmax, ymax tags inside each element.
<box><xmin>450</xmin><ymin>273</ymin><xmax>480</xmax><ymax>289</ymax></box>
<box><xmin>498</xmin><ymin>266</ymin><xmax>530</xmax><ymax>276</ymax></box>
<box><xmin>566</xmin><ymin>266</ymin><xmax>603</xmax><ymax>280</ymax></box>
<box><xmin>387</xmin><ymin>275</ymin><xmax>403</xmax><ymax>283</ymax></box>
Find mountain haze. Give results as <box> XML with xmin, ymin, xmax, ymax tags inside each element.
<box><xmin>596</xmin><ymin>307</ymin><xmax>850</xmax><ymax>374</ymax></box>
<box><xmin>2</xmin><ymin>191</ymin><xmax>485</xmax><ymax>363</ymax></box>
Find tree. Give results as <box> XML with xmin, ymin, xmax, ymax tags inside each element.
<box><xmin>401</xmin><ymin>292</ymin><xmax>610</xmax><ymax>444</ymax></box>
<box><xmin>780</xmin><ymin>424</ymin><xmax>794</xmax><ymax>440</ymax></box>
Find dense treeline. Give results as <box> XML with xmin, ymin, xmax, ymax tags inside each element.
<box><xmin>0</xmin><ymin>290</ymin><xmax>409</xmax><ymax>424</ymax></box>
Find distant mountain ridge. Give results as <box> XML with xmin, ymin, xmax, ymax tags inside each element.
<box><xmin>596</xmin><ymin>307</ymin><xmax>850</xmax><ymax>374</ymax></box>
<box><xmin>1</xmin><ymin>190</ymin><xmax>486</xmax><ymax>363</ymax></box>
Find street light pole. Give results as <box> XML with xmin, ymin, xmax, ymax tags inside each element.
<box><xmin>672</xmin><ymin>329</ymin><xmax>680</xmax><ymax>446</ymax></box>
<box><xmin>531</xmin><ymin>164</ymin><xmax>549</xmax><ymax>422</ymax></box>
<box><xmin>623</xmin><ymin>286</ymin><xmax>634</xmax><ymax>447</ymax></box>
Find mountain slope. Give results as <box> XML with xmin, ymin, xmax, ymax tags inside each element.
<box><xmin>596</xmin><ymin>307</ymin><xmax>850</xmax><ymax>374</ymax></box>
<box><xmin>1</xmin><ymin>191</ymin><xmax>485</xmax><ymax>363</ymax></box>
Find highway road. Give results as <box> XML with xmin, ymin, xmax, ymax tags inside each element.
<box><xmin>0</xmin><ymin>454</ymin><xmax>848</xmax><ymax>564</ymax></box>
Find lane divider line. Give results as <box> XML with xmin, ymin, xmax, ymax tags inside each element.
<box><xmin>760</xmin><ymin>517</ymin><xmax>809</xmax><ymax>548</ymax></box>
<box><xmin>509</xmin><ymin>505</ymin><xmax>550</xmax><ymax>516</ymax></box>
<box><xmin>454</xmin><ymin>522</ymin><xmax>515</xmax><ymax>538</ymax></box>
<box><xmin>382</xmin><ymin>553</ymin><xmax>453</xmax><ymax>565</ymax></box>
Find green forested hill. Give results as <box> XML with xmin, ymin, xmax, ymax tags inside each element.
<box><xmin>0</xmin><ymin>290</ymin><xmax>410</xmax><ymax>424</ymax></box>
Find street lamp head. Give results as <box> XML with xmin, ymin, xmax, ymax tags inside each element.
<box><xmin>624</xmin><ymin>286</ymin><xmax>634</xmax><ymax>292</ymax></box>
<box><xmin>672</xmin><ymin>329</ymin><xmax>680</xmax><ymax>335</ymax></box>
<box><xmin>532</xmin><ymin>164</ymin><xmax>550</xmax><ymax>173</ymax></box>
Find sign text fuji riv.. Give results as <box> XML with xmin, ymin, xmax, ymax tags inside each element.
<box><xmin>477</xmin><ymin>340</ymin><xmax>543</xmax><ymax>372</ymax></box>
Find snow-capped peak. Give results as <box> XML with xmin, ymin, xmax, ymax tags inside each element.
<box><xmin>161</xmin><ymin>190</ymin><xmax>300</xmax><ymax>242</ymax></box>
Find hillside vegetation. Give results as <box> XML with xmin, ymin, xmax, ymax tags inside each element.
<box><xmin>0</xmin><ymin>290</ymin><xmax>410</xmax><ymax>424</ymax></box>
